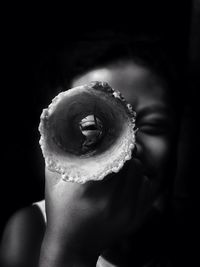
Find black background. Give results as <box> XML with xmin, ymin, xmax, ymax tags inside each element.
<box><xmin>1</xmin><ymin>1</ymin><xmax>199</xmax><ymax>263</ymax></box>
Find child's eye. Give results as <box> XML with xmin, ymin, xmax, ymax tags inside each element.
<box><xmin>137</xmin><ymin>122</ymin><xmax>170</xmax><ymax>135</ymax></box>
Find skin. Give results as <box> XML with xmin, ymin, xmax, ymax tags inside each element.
<box><xmin>0</xmin><ymin>60</ymin><xmax>177</xmax><ymax>267</ymax></box>
<box><xmin>72</xmin><ymin>60</ymin><xmax>175</xmax><ymax>185</ymax></box>
<box><xmin>73</xmin><ymin>61</ymin><xmax>176</xmax><ymax>211</ymax></box>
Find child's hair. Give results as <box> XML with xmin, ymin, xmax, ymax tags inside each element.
<box><xmin>62</xmin><ymin>31</ymin><xmax>178</xmax><ymax>90</ymax></box>
<box><xmin>40</xmin><ymin>29</ymin><xmax>186</xmax><ymax>118</ymax></box>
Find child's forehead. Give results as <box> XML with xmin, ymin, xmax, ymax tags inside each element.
<box><xmin>72</xmin><ymin>62</ymin><xmax>169</xmax><ymax>111</ymax></box>
<box><xmin>72</xmin><ymin>61</ymin><xmax>150</xmax><ymax>86</ymax></box>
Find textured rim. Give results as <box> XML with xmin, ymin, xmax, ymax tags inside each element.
<box><xmin>39</xmin><ymin>81</ymin><xmax>136</xmax><ymax>183</ymax></box>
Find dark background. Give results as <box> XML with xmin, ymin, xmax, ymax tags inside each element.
<box><xmin>1</xmin><ymin>1</ymin><xmax>199</xmax><ymax>262</ymax></box>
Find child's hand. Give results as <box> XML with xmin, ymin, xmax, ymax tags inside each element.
<box><xmin>40</xmin><ymin>158</ymin><xmax>153</xmax><ymax>266</ymax></box>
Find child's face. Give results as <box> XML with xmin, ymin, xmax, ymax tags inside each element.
<box><xmin>72</xmin><ymin>61</ymin><xmax>176</xmax><ymax>217</ymax></box>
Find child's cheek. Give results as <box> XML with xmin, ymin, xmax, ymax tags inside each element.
<box><xmin>136</xmin><ymin>133</ymin><xmax>172</xmax><ymax>169</ymax></box>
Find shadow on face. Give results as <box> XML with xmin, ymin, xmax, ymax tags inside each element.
<box><xmin>72</xmin><ymin>60</ymin><xmax>177</xmax><ymax>186</ymax></box>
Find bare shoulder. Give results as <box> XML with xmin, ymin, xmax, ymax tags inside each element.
<box><xmin>0</xmin><ymin>204</ymin><xmax>46</xmax><ymax>267</ymax></box>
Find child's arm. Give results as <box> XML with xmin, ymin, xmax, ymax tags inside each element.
<box><xmin>0</xmin><ymin>205</ymin><xmax>45</xmax><ymax>267</ymax></box>
<box><xmin>39</xmin><ymin>159</ymin><xmax>147</xmax><ymax>267</ymax></box>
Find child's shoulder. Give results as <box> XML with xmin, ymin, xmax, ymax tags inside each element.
<box><xmin>0</xmin><ymin>201</ymin><xmax>46</xmax><ymax>266</ymax></box>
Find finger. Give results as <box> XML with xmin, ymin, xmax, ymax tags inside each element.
<box><xmin>108</xmin><ymin>158</ymin><xmax>149</xmax><ymax>228</ymax></box>
<box><xmin>82</xmin><ymin>171</ymin><xmax>122</xmax><ymax>201</ymax></box>
<box><xmin>109</xmin><ymin>158</ymin><xmax>143</xmax><ymax>203</ymax></box>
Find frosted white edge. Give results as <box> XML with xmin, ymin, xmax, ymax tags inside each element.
<box><xmin>38</xmin><ymin>82</ymin><xmax>136</xmax><ymax>184</ymax></box>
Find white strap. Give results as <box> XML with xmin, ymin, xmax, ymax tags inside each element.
<box><xmin>33</xmin><ymin>200</ymin><xmax>47</xmax><ymax>223</ymax></box>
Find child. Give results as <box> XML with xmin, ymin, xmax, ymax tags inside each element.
<box><xmin>0</xmin><ymin>32</ymin><xmax>183</xmax><ymax>267</ymax></box>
